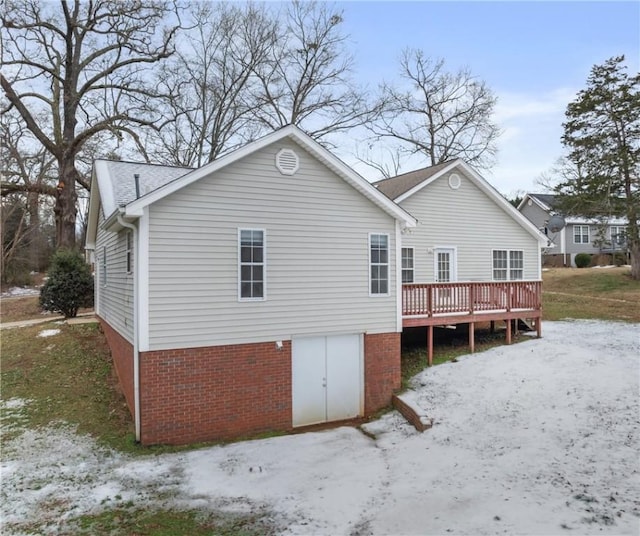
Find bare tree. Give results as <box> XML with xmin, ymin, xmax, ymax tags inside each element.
<box><xmin>1</xmin><ymin>111</ymin><xmax>57</xmax><ymax>276</ymax></box>
<box><xmin>151</xmin><ymin>2</ymin><xmax>277</xmax><ymax>167</ymax></box>
<box><xmin>251</xmin><ymin>0</ymin><xmax>376</xmax><ymax>144</ymax></box>
<box><xmin>1</xmin><ymin>0</ymin><xmax>179</xmax><ymax>249</ymax></box>
<box><xmin>366</xmin><ymin>49</ymin><xmax>500</xmax><ymax>172</ymax></box>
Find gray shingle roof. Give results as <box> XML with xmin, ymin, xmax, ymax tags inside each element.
<box><xmin>373</xmin><ymin>160</ymin><xmax>459</xmax><ymax>200</ymax></box>
<box><xmin>101</xmin><ymin>160</ymin><xmax>193</xmax><ymax>207</ymax></box>
<box><xmin>528</xmin><ymin>193</ymin><xmax>557</xmax><ymax>210</ymax></box>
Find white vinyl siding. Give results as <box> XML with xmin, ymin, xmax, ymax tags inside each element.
<box><xmin>147</xmin><ymin>139</ymin><xmax>398</xmax><ymax>350</ymax></box>
<box><xmin>126</xmin><ymin>231</ymin><xmax>133</xmax><ymax>274</ymax></box>
<box><xmin>398</xmin><ymin>170</ymin><xmax>540</xmax><ymax>282</ymax></box>
<box><xmin>370</xmin><ymin>233</ymin><xmax>389</xmax><ymax>295</ymax></box>
<box><xmin>493</xmin><ymin>250</ymin><xmax>524</xmax><ymax>281</ymax></box>
<box><xmin>573</xmin><ymin>225</ymin><xmax>590</xmax><ymax>244</ymax></box>
<box><xmin>401</xmin><ymin>247</ymin><xmax>414</xmax><ymax>283</ymax></box>
<box><xmin>101</xmin><ymin>246</ymin><xmax>107</xmax><ymax>287</ymax></box>
<box><xmin>239</xmin><ymin>228</ymin><xmax>265</xmax><ymax>300</ymax></box>
<box><xmin>94</xmin><ymin>211</ymin><xmax>135</xmax><ymax>342</ymax></box>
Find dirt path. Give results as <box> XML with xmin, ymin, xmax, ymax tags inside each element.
<box><xmin>543</xmin><ymin>290</ymin><xmax>633</xmax><ymax>303</ymax></box>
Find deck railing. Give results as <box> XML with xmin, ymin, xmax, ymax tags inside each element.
<box><xmin>402</xmin><ymin>281</ymin><xmax>542</xmax><ymax>317</ymax></box>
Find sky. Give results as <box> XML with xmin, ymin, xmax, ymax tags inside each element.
<box><xmin>331</xmin><ymin>1</ymin><xmax>640</xmax><ymax>198</ymax></box>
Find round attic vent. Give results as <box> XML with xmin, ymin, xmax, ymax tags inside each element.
<box><xmin>448</xmin><ymin>173</ymin><xmax>461</xmax><ymax>190</ymax></box>
<box><xmin>275</xmin><ymin>148</ymin><xmax>299</xmax><ymax>175</ymax></box>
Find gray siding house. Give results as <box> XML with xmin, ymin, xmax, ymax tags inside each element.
<box><xmin>518</xmin><ymin>193</ymin><xmax>628</xmax><ymax>266</ymax></box>
<box><xmin>375</xmin><ymin>160</ymin><xmax>547</xmax><ymax>284</ymax></box>
<box><xmin>86</xmin><ymin>125</ymin><xmax>416</xmax><ymax>445</ymax></box>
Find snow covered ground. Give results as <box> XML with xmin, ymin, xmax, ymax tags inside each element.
<box><xmin>2</xmin><ymin>320</ymin><xmax>639</xmax><ymax>535</ymax></box>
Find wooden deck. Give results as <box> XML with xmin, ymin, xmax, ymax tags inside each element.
<box><xmin>402</xmin><ymin>281</ymin><xmax>542</xmax><ymax>365</ymax></box>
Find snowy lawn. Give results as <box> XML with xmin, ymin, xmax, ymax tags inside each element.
<box><xmin>2</xmin><ymin>320</ymin><xmax>639</xmax><ymax>535</ymax></box>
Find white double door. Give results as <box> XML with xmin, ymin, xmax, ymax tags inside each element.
<box><xmin>292</xmin><ymin>334</ymin><xmax>363</xmax><ymax>427</ymax></box>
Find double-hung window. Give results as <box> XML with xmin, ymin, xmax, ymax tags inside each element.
<box><xmin>610</xmin><ymin>226</ymin><xmax>625</xmax><ymax>246</ymax></box>
<box><xmin>573</xmin><ymin>225</ymin><xmax>590</xmax><ymax>244</ymax></box>
<box><xmin>493</xmin><ymin>250</ymin><xmax>524</xmax><ymax>281</ymax></box>
<box><xmin>239</xmin><ymin>229</ymin><xmax>265</xmax><ymax>300</ymax></box>
<box><xmin>370</xmin><ymin>233</ymin><xmax>389</xmax><ymax>295</ymax></box>
<box><xmin>401</xmin><ymin>247</ymin><xmax>414</xmax><ymax>283</ymax></box>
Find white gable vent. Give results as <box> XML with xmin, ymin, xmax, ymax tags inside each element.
<box><xmin>275</xmin><ymin>148</ymin><xmax>299</xmax><ymax>175</ymax></box>
<box><xmin>448</xmin><ymin>173</ymin><xmax>461</xmax><ymax>190</ymax></box>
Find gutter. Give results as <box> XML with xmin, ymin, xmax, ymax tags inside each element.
<box><xmin>117</xmin><ymin>212</ymin><xmax>141</xmax><ymax>442</ymax></box>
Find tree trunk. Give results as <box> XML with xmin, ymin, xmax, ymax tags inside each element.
<box><xmin>56</xmin><ymin>161</ymin><xmax>79</xmax><ymax>250</ymax></box>
<box><xmin>630</xmin><ymin>241</ymin><xmax>640</xmax><ymax>280</ymax></box>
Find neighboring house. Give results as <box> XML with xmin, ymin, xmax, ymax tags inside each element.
<box><xmin>518</xmin><ymin>193</ymin><xmax>628</xmax><ymax>267</ymax></box>
<box><xmin>86</xmin><ymin>125</ymin><xmax>417</xmax><ymax>446</ymax></box>
<box><xmin>375</xmin><ymin>160</ymin><xmax>548</xmax><ymax>363</ymax></box>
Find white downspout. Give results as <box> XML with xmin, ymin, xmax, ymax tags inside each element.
<box><xmin>117</xmin><ymin>213</ymin><xmax>141</xmax><ymax>442</ymax></box>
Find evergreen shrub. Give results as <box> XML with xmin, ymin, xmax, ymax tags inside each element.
<box><xmin>574</xmin><ymin>253</ymin><xmax>591</xmax><ymax>268</ymax></box>
<box><xmin>40</xmin><ymin>249</ymin><xmax>94</xmax><ymax>318</ymax></box>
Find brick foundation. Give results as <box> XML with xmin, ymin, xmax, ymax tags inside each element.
<box><xmin>99</xmin><ymin>322</ymin><xmax>402</xmax><ymax>446</ymax></box>
<box><xmin>363</xmin><ymin>332</ymin><xmax>401</xmax><ymax>415</ymax></box>
<box><xmin>139</xmin><ymin>341</ymin><xmax>292</xmax><ymax>445</ymax></box>
<box><xmin>98</xmin><ymin>317</ymin><xmax>135</xmax><ymax>416</ymax></box>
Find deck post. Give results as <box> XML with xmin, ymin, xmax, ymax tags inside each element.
<box><xmin>536</xmin><ymin>316</ymin><xmax>542</xmax><ymax>338</ymax></box>
<box><xmin>469</xmin><ymin>322</ymin><xmax>475</xmax><ymax>353</ymax></box>
<box><xmin>428</xmin><ymin>325</ymin><xmax>433</xmax><ymax>366</ymax></box>
<box><xmin>506</xmin><ymin>319</ymin><xmax>512</xmax><ymax>345</ymax></box>
<box><xmin>490</xmin><ymin>320</ymin><xmax>495</xmax><ymax>333</ymax></box>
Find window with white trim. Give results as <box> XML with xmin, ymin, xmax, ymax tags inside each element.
<box><xmin>101</xmin><ymin>246</ymin><xmax>107</xmax><ymax>287</ymax></box>
<box><xmin>573</xmin><ymin>225</ymin><xmax>590</xmax><ymax>244</ymax></box>
<box><xmin>401</xmin><ymin>247</ymin><xmax>414</xmax><ymax>283</ymax></box>
<box><xmin>610</xmin><ymin>226</ymin><xmax>625</xmax><ymax>246</ymax></box>
<box><xmin>493</xmin><ymin>250</ymin><xmax>524</xmax><ymax>281</ymax></box>
<box><xmin>370</xmin><ymin>234</ymin><xmax>389</xmax><ymax>295</ymax></box>
<box><xmin>239</xmin><ymin>229</ymin><xmax>265</xmax><ymax>300</ymax></box>
<box><xmin>509</xmin><ymin>250</ymin><xmax>524</xmax><ymax>280</ymax></box>
<box><xmin>125</xmin><ymin>231</ymin><xmax>133</xmax><ymax>274</ymax></box>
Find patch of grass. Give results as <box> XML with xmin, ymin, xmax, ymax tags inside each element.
<box><xmin>542</xmin><ymin>267</ymin><xmax>640</xmax><ymax>322</ymax></box>
<box><xmin>1</xmin><ymin>322</ymin><xmax>135</xmax><ymax>449</ymax></box>
<box><xmin>0</xmin><ymin>296</ymin><xmax>45</xmax><ymax>323</ymax></box>
<box><xmin>13</xmin><ymin>506</ymin><xmax>277</xmax><ymax>536</ymax></box>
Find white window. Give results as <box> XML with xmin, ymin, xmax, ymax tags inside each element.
<box><xmin>493</xmin><ymin>250</ymin><xmax>524</xmax><ymax>281</ymax></box>
<box><xmin>492</xmin><ymin>250</ymin><xmax>508</xmax><ymax>281</ymax></box>
<box><xmin>509</xmin><ymin>250</ymin><xmax>524</xmax><ymax>280</ymax></box>
<box><xmin>610</xmin><ymin>226</ymin><xmax>625</xmax><ymax>246</ymax></box>
<box><xmin>101</xmin><ymin>246</ymin><xmax>107</xmax><ymax>287</ymax></box>
<box><xmin>370</xmin><ymin>233</ymin><xmax>389</xmax><ymax>295</ymax></box>
<box><xmin>125</xmin><ymin>231</ymin><xmax>132</xmax><ymax>274</ymax></box>
<box><xmin>239</xmin><ymin>229</ymin><xmax>265</xmax><ymax>300</ymax></box>
<box><xmin>574</xmin><ymin>225</ymin><xmax>590</xmax><ymax>244</ymax></box>
<box><xmin>401</xmin><ymin>247</ymin><xmax>414</xmax><ymax>283</ymax></box>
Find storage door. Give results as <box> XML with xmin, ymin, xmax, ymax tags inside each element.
<box><xmin>292</xmin><ymin>334</ymin><xmax>363</xmax><ymax>427</ymax></box>
<box><xmin>292</xmin><ymin>336</ymin><xmax>327</xmax><ymax>427</ymax></box>
<box><xmin>326</xmin><ymin>334</ymin><xmax>362</xmax><ymax>422</ymax></box>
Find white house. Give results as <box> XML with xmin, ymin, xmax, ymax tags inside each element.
<box><xmin>86</xmin><ymin>125</ymin><xmax>416</xmax><ymax>445</ymax></box>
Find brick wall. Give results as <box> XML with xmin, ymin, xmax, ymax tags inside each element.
<box><xmin>139</xmin><ymin>341</ymin><xmax>292</xmax><ymax>445</ymax></box>
<box><xmin>98</xmin><ymin>317</ymin><xmax>135</xmax><ymax>416</ymax></box>
<box><xmin>363</xmin><ymin>332</ymin><xmax>401</xmax><ymax>415</ymax></box>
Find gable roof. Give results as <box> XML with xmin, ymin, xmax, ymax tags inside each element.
<box><xmin>376</xmin><ymin>159</ymin><xmax>549</xmax><ymax>246</ymax></box>
<box><xmin>87</xmin><ymin>125</ymin><xmax>416</xmax><ymax>249</ymax></box>
<box><xmin>517</xmin><ymin>193</ymin><xmax>557</xmax><ymax>212</ymax></box>
<box><xmin>373</xmin><ymin>160</ymin><xmax>456</xmax><ymax>200</ymax></box>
